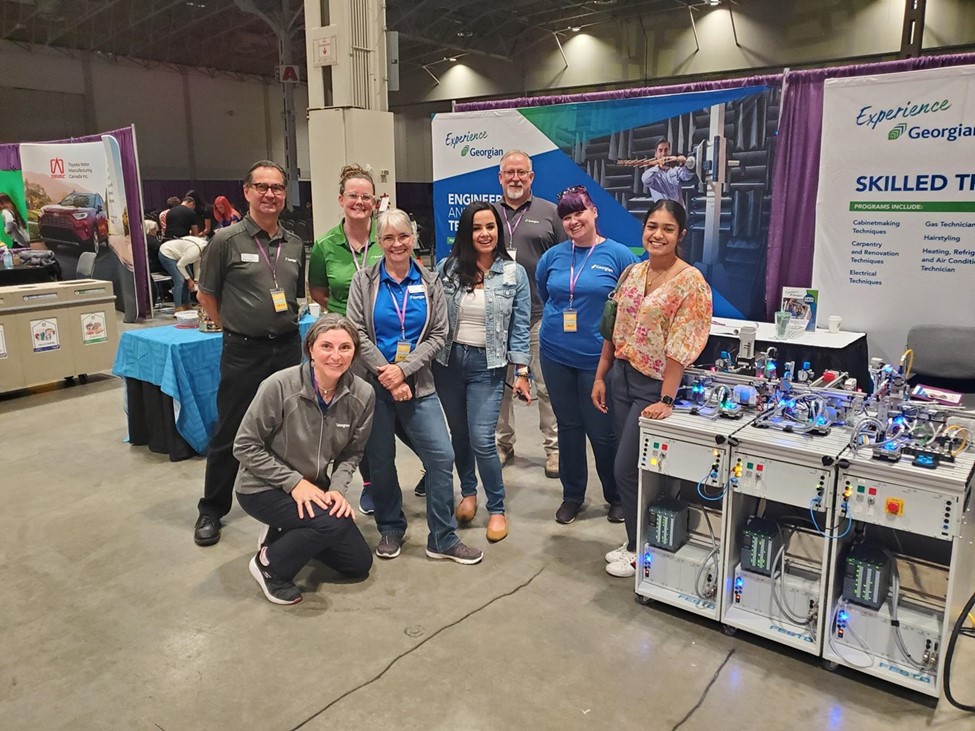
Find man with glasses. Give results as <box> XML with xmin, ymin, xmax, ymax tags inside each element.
<box><xmin>492</xmin><ymin>150</ymin><xmax>563</xmax><ymax>478</ymax></box>
<box><xmin>193</xmin><ymin>160</ymin><xmax>304</xmax><ymax>546</ymax></box>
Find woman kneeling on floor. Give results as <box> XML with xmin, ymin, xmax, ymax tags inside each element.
<box><xmin>235</xmin><ymin>314</ymin><xmax>376</xmax><ymax>605</ymax></box>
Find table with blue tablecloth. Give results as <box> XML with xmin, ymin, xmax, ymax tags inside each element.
<box><xmin>113</xmin><ymin>314</ymin><xmax>314</xmax><ymax>460</ymax></box>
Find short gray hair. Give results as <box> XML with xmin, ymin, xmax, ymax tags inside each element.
<box><xmin>500</xmin><ymin>150</ymin><xmax>533</xmax><ymax>171</ymax></box>
<box><xmin>377</xmin><ymin>208</ymin><xmax>414</xmax><ymax>239</ymax></box>
<box><xmin>303</xmin><ymin>313</ymin><xmax>360</xmax><ymax>361</ymax></box>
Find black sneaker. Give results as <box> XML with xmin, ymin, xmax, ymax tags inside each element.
<box><xmin>555</xmin><ymin>500</ymin><xmax>582</xmax><ymax>525</ymax></box>
<box><xmin>257</xmin><ymin>523</ymin><xmax>284</xmax><ymax>551</ymax></box>
<box><xmin>414</xmin><ymin>476</ymin><xmax>426</xmax><ymax>497</ymax></box>
<box><xmin>425</xmin><ymin>541</ymin><xmax>483</xmax><ymax>565</ymax></box>
<box><xmin>376</xmin><ymin>533</ymin><xmax>405</xmax><ymax>559</ymax></box>
<box><xmin>248</xmin><ymin>555</ymin><xmax>302</xmax><ymax>605</ymax></box>
<box><xmin>194</xmin><ymin>514</ymin><xmax>221</xmax><ymax>546</ymax></box>
<box><xmin>607</xmin><ymin>503</ymin><xmax>625</xmax><ymax>523</ymax></box>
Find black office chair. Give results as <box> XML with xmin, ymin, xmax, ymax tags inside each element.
<box><xmin>905</xmin><ymin>325</ymin><xmax>975</xmax><ymax>404</ymax></box>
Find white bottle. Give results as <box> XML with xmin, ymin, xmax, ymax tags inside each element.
<box><xmin>738</xmin><ymin>325</ymin><xmax>756</xmax><ymax>361</ymax></box>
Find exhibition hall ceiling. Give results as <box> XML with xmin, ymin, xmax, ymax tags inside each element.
<box><xmin>0</xmin><ymin>0</ymin><xmax>709</xmax><ymax>78</ymax></box>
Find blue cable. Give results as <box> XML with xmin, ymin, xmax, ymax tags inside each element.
<box><xmin>809</xmin><ymin>499</ymin><xmax>853</xmax><ymax>540</ymax></box>
<box><xmin>697</xmin><ymin>471</ymin><xmax>727</xmax><ymax>501</ymax></box>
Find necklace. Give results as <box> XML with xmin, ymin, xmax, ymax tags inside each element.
<box><xmin>645</xmin><ymin>259</ymin><xmax>680</xmax><ymax>293</ymax></box>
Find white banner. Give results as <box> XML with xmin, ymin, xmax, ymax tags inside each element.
<box><xmin>812</xmin><ymin>65</ymin><xmax>975</xmax><ymax>361</ymax></box>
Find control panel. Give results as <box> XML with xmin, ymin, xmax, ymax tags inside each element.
<box><xmin>640</xmin><ymin>434</ymin><xmax>726</xmax><ymax>487</ymax></box>
<box><xmin>838</xmin><ymin>472</ymin><xmax>966</xmax><ymax>540</ymax></box>
<box><xmin>731</xmin><ymin>450</ymin><xmax>833</xmax><ymax>509</ymax></box>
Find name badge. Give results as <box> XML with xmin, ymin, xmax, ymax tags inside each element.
<box><xmin>407</xmin><ymin>284</ymin><xmax>425</xmax><ymax>294</ymax></box>
<box><xmin>394</xmin><ymin>340</ymin><xmax>412</xmax><ymax>363</ymax></box>
<box><xmin>562</xmin><ymin>309</ymin><xmax>578</xmax><ymax>333</ymax></box>
<box><xmin>241</xmin><ymin>252</ymin><xmax>260</xmax><ymax>263</ymax></box>
<box><xmin>270</xmin><ymin>288</ymin><xmax>288</xmax><ymax>313</ymax></box>
<box><xmin>507</xmin><ymin>244</ymin><xmax>517</xmax><ymax>263</ymax></box>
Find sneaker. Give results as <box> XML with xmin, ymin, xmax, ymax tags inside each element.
<box><xmin>359</xmin><ymin>484</ymin><xmax>375</xmax><ymax>516</ymax></box>
<box><xmin>607</xmin><ymin>503</ymin><xmax>625</xmax><ymax>523</ymax></box>
<box><xmin>413</xmin><ymin>476</ymin><xmax>426</xmax><ymax>497</ymax></box>
<box><xmin>545</xmin><ymin>452</ymin><xmax>559</xmax><ymax>478</ymax></box>
<box><xmin>426</xmin><ymin>541</ymin><xmax>484</xmax><ymax>565</ymax></box>
<box><xmin>376</xmin><ymin>533</ymin><xmax>405</xmax><ymax>559</ymax></box>
<box><xmin>498</xmin><ymin>445</ymin><xmax>514</xmax><ymax>467</ymax></box>
<box><xmin>606</xmin><ymin>549</ymin><xmax>637</xmax><ymax>578</ymax></box>
<box><xmin>257</xmin><ymin>523</ymin><xmax>284</xmax><ymax>551</ymax></box>
<box><xmin>248</xmin><ymin>554</ymin><xmax>302</xmax><ymax>605</ymax></box>
<box><xmin>555</xmin><ymin>500</ymin><xmax>582</xmax><ymax>525</ymax></box>
<box><xmin>193</xmin><ymin>514</ymin><xmax>221</xmax><ymax>546</ymax></box>
<box><xmin>605</xmin><ymin>542</ymin><xmax>631</xmax><ymax>563</ymax></box>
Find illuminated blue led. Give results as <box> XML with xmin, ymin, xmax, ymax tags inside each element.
<box><xmin>838</xmin><ymin>610</ymin><xmax>848</xmax><ymax>624</ymax></box>
<box><xmin>884</xmin><ymin>443</ymin><xmax>897</xmax><ymax>451</ymax></box>
<box><xmin>734</xmin><ymin>577</ymin><xmax>744</xmax><ymax>590</ymax></box>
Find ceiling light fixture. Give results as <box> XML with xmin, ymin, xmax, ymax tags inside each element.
<box><xmin>447</xmin><ymin>56</ymin><xmax>458</xmax><ymax>62</ymax></box>
<box><xmin>569</xmin><ymin>26</ymin><xmax>581</xmax><ymax>32</ymax></box>
<box><xmin>706</xmin><ymin>0</ymin><xmax>720</xmax><ymax>5</ymax></box>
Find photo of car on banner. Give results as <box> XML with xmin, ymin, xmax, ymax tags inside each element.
<box><xmin>433</xmin><ymin>85</ymin><xmax>779</xmax><ymax>320</ymax></box>
<box><xmin>37</xmin><ymin>191</ymin><xmax>109</xmax><ymax>252</ymax></box>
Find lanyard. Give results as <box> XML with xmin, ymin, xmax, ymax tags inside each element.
<box><xmin>387</xmin><ymin>281</ymin><xmax>411</xmax><ymax>339</ymax></box>
<box><xmin>568</xmin><ymin>242</ymin><xmax>598</xmax><ymax>308</ymax></box>
<box><xmin>502</xmin><ymin>205</ymin><xmax>527</xmax><ymax>243</ymax></box>
<box><xmin>349</xmin><ymin>241</ymin><xmax>371</xmax><ymax>272</ymax></box>
<box><xmin>254</xmin><ymin>235</ymin><xmax>283</xmax><ymax>287</ymax></box>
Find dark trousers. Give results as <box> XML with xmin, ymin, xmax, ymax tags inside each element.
<box><xmin>610</xmin><ymin>359</ymin><xmax>662</xmax><ymax>550</ymax></box>
<box><xmin>237</xmin><ymin>489</ymin><xmax>372</xmax><ymax>582</ymax></box>
<box><xmin>198</xmin><ymin>330</ymin><xmax>301</xmax><ymax>519</ymax></box>
<box><xmin>540</xmin><ymin>354</ymin><xmax>619</xmax><ymax>505</ymax></box>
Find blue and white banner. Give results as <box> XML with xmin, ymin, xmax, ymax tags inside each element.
<box><xmin>432</xmin><ymin>86</ymin><xmax>779</xmax><ymax>319</ymax></box>
<box><xmin>812</xmin><ymin>65</ymin><xmax>975</xmax><ymax>361</ymax></box>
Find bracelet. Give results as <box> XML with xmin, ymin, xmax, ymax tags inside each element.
<box><xmin>515</xmin><ymin>368</ymin><xmax>530</xmax><ymax>378</ymax></box>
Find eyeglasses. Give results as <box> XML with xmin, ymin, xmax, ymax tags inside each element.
<box><xmin>557</xmin><ymin>185</ymin><xmax>588</xmax><ymax>201</ymax></box>
<box><xmin>381</xmin><ymin>232</ymin><xmax>413</xmax><ymax>245</ymax></box>
<box><xmin>248</xmin><ymin>182</ymin><xmax>287</xmax><ymax>196</ymax></box>
<box><xmin>501</xmin><ymin>169</ymin><xmax>532</xmax><ymax>178</ymax></box>
<box><xmin>342</xmin><ymin>192</ymin><xmax>375</xmax><ymax>203</ymax></box>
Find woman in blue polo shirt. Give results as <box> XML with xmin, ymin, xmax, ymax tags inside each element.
<box><xmin>536</xmin><ymin>185</ymin><xmax>638</xmax><ymax>525</ymax></box>
<box><xmin>347</xmin><ymin>208</ymin><xmax>483</xmax><ymax>566</ymax></box>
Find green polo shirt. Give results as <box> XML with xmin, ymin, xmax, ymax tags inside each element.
<box><xmin>307</xmin><ymin>220</ymin><xmax>383</xmax><ymax>315</ymax></box>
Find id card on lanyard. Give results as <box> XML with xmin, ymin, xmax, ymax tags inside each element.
<box><xmin>564</xmin><ymin>242</ymin><xmax>597</xmax><ymax>332</ymax></box>
<box><xmin>388</xmin><ymin>282</ymin><xmax>414</xmax><ymax>363</ymax></box>
<box><xmin>503</xmin><ymin>206</ymin><xmax>526</xmax><ymax>262</ymax></box>
<box><xmin>254</xmin><ymin>235</ymin><xmax>287</xmax><ymax>313</ymax></box>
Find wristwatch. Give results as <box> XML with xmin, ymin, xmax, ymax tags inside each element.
<box><xmin>661</xmin><ymin>395</ymin><xmax>675</xmax><ymax>406</ymax></box>
<box><xmin>515</xmin><ymin>367</ymin><xmax>530</xmax><ymax>379</ymax></box>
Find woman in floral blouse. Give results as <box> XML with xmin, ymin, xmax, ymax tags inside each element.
<box><xmin>591</xmin><ymin>199</ymin><xmax>712</xmax><ymax>578</ymax></box>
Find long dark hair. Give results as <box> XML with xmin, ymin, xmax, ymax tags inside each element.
<box><xmin>643</xmin><ymin>198</ymin><xmax>687</xmax><ymax>231</ymax></box>
<box><xmin>446</xmin><ymin>201</ymin><xmax>510</xmax><ymax>291</ymax></box>
<box><xmin>0</xmin><ymin>193</ymin><xmax>26</xmax><ymax>229</ymax></box>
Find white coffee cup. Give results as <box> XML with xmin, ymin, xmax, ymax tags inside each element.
<box><xmin>308</xmin><ymin>302</ymin><xmax>321</xmax><ymax>318</ymax></box>
<box><xmin>828</xmin><ymin>315</ymin><xmax>842</xmax><ymax>334</ymax></box>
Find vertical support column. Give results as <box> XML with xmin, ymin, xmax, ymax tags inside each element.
<box><xmin>900</xmin><ymin>0</ymin><xmax>926</xmax><ymax>59</ymax></box>
<box><xmin>701</xmin><ymin>103</ymin><xmax>726</xmax><ymax>279</ymax></box>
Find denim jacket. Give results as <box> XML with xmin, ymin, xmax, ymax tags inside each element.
<box><xmin>435</xmin><ymin>256</ymin><xmax>531</xmax><ymax>370</ymax></box>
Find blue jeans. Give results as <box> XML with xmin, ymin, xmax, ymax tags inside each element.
<box><xmin>158</xmin><ymin>253</ymin><xmax>189</xmax><ymax>307</ymax></box>
<box><xmin>434</xmin><ymin>343</ymin><xmax>506</xmax><ymax>514</ymax></box>
<box><xmin>540</xmin><ymin>354</ymin><xmax>619</xmax><ymax>505</ymax></box>
<box><xmin>365</xmin><ymin>382</ymin><xmax>460</xmax><ymax>552</ymax></box>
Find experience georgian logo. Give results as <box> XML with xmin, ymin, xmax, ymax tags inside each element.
<box><xmin>888</xmin><ymin>123</ymin><xmax>906</xmax><ymax>140</ymax></box>
<box><xmin>444</xmin><ymin>130</ymin><xmax>503</xmax><ymax>160</ymax></box>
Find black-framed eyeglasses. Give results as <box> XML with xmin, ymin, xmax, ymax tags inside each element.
<box><xmin>248</xmin><ymin>182</ymin><xmax>287</xmax><ymax>195</ymax></box>
<box><xmin>557</xmin><ymin>185</ymin><xmax>588</xmax><ymax>201</ymax></box>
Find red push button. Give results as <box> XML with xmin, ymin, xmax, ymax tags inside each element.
<box><xmin>886</xmin><ymin>498</ymin><xmax>904</xmax><ymax>516</ymax></box>
<box><xmin>868</xmin><ymin>487</ymin><xmax>877</xmax><ymax>496</ymax></box>
<box><xmin>756</xmin><ymin>464</ymin><xmax>764</xmax><ymax>472</ymax></box>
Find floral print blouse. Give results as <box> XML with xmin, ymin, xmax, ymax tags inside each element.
<box><xmin>612</xmin><ymin>262</ymin><xmax>713</xmax><ymax>379</ymax></box>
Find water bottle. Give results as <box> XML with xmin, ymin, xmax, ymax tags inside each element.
<box><xmin>1</xmin><ymin>247</ymin><xmax>12</xmax><ymax>269</ymax></box>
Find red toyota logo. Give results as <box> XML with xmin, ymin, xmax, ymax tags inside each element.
<box><xmin>50</xmin><ymin>158</ymin><xmax>65</xmax><ymax>175</ymax></box>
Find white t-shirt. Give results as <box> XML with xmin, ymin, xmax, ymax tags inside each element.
<box><xmin>455</xmin><ymin>288</ymin><xmax>487</xmax><ymax>347</ymax></box>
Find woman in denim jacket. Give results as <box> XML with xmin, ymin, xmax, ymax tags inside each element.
<box><xmin>434</xmin><ymin>202</ymin><xmax>532</xmax><ymax>543</ymax></box>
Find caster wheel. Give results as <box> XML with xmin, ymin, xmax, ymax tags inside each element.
<box><xmin>635</xmin><ymin>593</ymin><xmax>653</xmax><ymax>606</ymax></box>
<box><xmin>721</xmin><ymin>624</ymin><xmax>737</xmax><ymax>637</ymax></box>
<box><xmin>64</xmin><ymin>376</ymin><xmax>75</xmax><ymax>383</ymax></box>
<box><xmin>79</xmin><ymin>374</ymin><xmax>88</xmax><ymax>383</ymax></box>
<box><xmin>821</xmin><ymin>660</ymin><xmax>839</xmax><ymax>672</ymax></box>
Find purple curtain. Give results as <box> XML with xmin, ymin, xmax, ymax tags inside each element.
<box><xmin>765</xmin><ymin>52</ymin><xmax>975</xmax><ymax>317</ymax></box>
<box><xmin>0</xmin><ymin>126</ymin><xmax>151</xmax><ymax>319</ymax></box>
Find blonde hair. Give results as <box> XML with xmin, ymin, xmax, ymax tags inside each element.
<box><xmin>377</xmin><ymin>208</ymin><xmax>413</xmax><ymax>239</ymax></box>
<box><xmin>339</xmin><ymin>164</ymin><xmax>375</xmax><ymax>195</ymax></box>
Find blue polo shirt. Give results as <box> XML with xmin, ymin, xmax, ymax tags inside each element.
<box><xmin>536</xmin><ymin>238</ymin><xmax>638</xmax><ymax>370</ymax></box>
<box><xmin>374</xmin><ymin>259</ymin><xmax>428</xmax><ymax>363</ymax></box>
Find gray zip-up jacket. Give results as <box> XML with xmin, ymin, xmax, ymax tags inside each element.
<box><xmin>233</xmin><ymin>364</ymin><xmax>375</xmax><ymax>496</ymax></box>
<box><xmin>346</xmin><ymin>260</ymin><xmax>448</xmax><ymax>399</ymax></box>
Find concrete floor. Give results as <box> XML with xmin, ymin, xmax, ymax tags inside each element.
<box><xmin>3</xmin><ymin>333</ymin><xmax>975</xmax><ymax>730</ymax></box>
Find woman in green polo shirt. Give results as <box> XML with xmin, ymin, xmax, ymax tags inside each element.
<box><xmin>308</xmin><ymin>164</ymin><xmax>384</xmax><ymax>315</ymax></box>
<box><xmin>308</xmin><ymin>165</ymin><xmax>423</xmax><ymax>511</ymax></box>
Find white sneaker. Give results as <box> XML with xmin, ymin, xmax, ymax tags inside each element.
<box><xmin>606</xmin><ymin>550</ymin><xmax>637</xmax><ymax>578</ymax></box>
<box><xmin>605</xmin><ymin>542</ymin><xmax>630</xmax><ymax>563</ymax></box>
